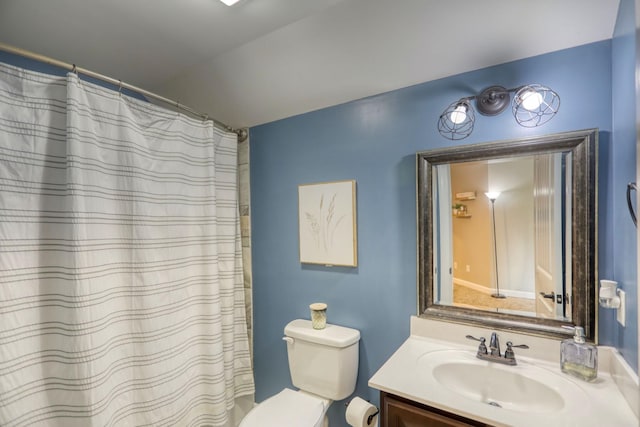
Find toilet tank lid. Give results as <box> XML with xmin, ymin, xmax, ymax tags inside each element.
<box><xmin>285</xmin><ymin>319</ymin><xmax>360</xmax><ymax>348</ymax></box>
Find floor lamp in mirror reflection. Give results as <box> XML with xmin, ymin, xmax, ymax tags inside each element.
<box><xmin>486</xmin><ymin>191</ymin><xmax>506</xmax><ymax>298</ymax></box>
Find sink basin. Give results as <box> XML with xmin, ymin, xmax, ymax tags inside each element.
<box><xmin>418</xmin><ymin>350</ymin><xmax>587</xmax><ymax>413</ymax></box>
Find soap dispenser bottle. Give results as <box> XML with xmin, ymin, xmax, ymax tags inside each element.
<box><xmin>560</xmin><ymin>326</ymin><xmax>597</xmax><ymax>382</ymax></box>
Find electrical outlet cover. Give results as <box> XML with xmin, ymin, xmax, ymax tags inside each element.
<box><xmin>617</xmin><ymin>289</ymin><xmax>626</xmax><ymax>327</ymax></box>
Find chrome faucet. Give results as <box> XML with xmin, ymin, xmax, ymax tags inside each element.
<box><xmin>489</xmin><ymin>332</ymin><xmax>501</xmax><ymax>357</ymax></box>
<box><xmin>466</xmin><ymin>332</ymin><xmax>529</xmax><ymax>366</ymax></box>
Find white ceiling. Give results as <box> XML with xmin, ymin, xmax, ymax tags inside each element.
<box><xmin>0</xmin><ymin>0</ymin><xmax>620</xmax><ymax>128</ymax></box>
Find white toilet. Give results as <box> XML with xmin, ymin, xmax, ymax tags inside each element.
<box><xmin>240</xmin><ymin>319</ymin><xmax>361</xmax><ymax>427</ymax></box>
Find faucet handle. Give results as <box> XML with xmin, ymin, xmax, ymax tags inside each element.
<box><xmin>506</xmin><ymin>341</ymin><xmax>529</xmax><ymax>350</ymax></box>
<box><xmin>465</xmin><ymin>335</ymin><xmax>488</xmax><ymax>355</ymax></box>
<box><xmin>504</xmin><ymin>341</ymin><xmax>529</xmax><ymax>360</ymax></box>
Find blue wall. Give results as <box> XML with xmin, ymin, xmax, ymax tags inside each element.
<box><xmin>251</xmin><ymin>41</ymin><xmax>621</xmax><ymax>426</ymax></box>
<box><xmin>606</xmin><ymin>0</ymin><xmax>638</xmax><ymax>371</ymax></box>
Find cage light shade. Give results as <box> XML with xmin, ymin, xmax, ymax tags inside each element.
<box><xmin>512</xmin><ymin>84</ymin><xmax>560</xmax><ymax>127</ymax></box>
<box><xmin>438</xmin><ymin>100</ymin><xmax>475</xmax><ymax>140</ymax></box>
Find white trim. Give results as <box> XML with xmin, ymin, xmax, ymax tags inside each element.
<box><xmin>453</xmin><ymin>277</ymin><xmax>535</xmax><ymax>300</ymax></box>
<box><xmin>602</xmin><ymin>346</ymin><xmax>640</xmax><ymax>419</ymax></box>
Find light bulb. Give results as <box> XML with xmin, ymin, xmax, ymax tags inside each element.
<box><xmin>449</xmin><ymin>104</ymin><xmax>468</xmax><ymax>124</ymax></box>
<box><xmin>485</xmin><ymin>191</ymin><xmax>501</xmax><ymax>201</ymax></box>
<box><xmin>520</xmin><ymin>90</ymin><xmax>543</xmax><ymax>111</ymax></box>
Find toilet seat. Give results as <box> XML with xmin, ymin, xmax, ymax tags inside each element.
<box><xmin>239</xmin><ymin>388</ymin><xmax>326</xmax><ymax>427</ymax></box>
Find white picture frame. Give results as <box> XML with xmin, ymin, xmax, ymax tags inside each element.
<box><xmin>298</xmin><ymin>180</ymin><xmax>357</xmax><ymax>266</ymax></box>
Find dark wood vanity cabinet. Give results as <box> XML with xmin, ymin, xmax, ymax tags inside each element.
<box><xmin>380</xmin><ymin>392</ymin><xmax>492</xmax><ymax>427</ymax></box>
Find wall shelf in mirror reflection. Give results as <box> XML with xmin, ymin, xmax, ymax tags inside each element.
<box><xmin>452</xmin><ymin>203</ymin><xmax>471</xmax><ymax>218</ymax></box>
<box><xmin>416</xmin><ymin>129</ymin><xmax>598</xmax><ymax>341</ymax></box>
<box><xmin>455</xmin><ymin>191</ymin><xmax>476</xmax><ymax>200</ymax></box>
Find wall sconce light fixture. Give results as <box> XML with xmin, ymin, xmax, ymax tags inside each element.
<box><xmin>438</xmin><ymin>84</ymin><xmax>560</xmax><ymax>140</ymax></box>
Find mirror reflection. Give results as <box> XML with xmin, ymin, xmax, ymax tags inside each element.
<box><xmin>417</xmin><ymin>129</ymin><xmax>597</xmax><ymax>340</ymax></box>
<box><xmin>432</xmin><ymin>152</ymin><xmax>572</xmax><ymax>321</ymax></box>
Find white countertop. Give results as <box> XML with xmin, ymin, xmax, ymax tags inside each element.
<box><xmin>368</xmin><ymin>318</ymin><xmax>638</xmax><ymax>427</ymax></box>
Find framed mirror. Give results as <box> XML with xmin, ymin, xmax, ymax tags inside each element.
<box><xmin>417</xmin><ymin>129</ymin><xmax>597</xmax><ymax>341</ymax></box>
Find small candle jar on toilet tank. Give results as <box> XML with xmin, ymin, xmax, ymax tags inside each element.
<box><xmin>309</xmin><ymin>303</ymin><xmax>327</xmax><ymax>329</ymax></box>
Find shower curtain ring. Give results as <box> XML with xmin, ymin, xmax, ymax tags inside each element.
<box><xmin>118</xmin><ymin>80</ymin><xmax>123</xmax><ymax>95</ymax></box>
<box><xmin>71</xmin><ymin>64</ymin><xmax>77</xmax><ymax>75</ymax></box>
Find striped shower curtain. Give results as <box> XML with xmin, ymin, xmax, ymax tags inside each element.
<box><xmin>0</xmin><ymin>63</ymin><xmax>254</xmax><ymax>426</ymax></box>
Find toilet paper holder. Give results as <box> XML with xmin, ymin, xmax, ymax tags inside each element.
<box><xmin>345</xmin><ymin>399</ymin><xmax>379</xmax><ymax>425</ymax></box>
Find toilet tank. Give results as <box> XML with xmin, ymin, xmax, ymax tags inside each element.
<box><xmin>284</xmin><ymin>319</ymin><xmax>360</xmax><ymax>401</ymax></box>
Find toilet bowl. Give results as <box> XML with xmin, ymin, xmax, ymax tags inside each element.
<box><xmin>239</xmin><ymin>388</ymin><xmax>329</xmax><ymax>427</ymax></box>
<box><xmin>240</xmin><ymin>319</ymin><xmax>360</xmax><ymax>427</ymax></box>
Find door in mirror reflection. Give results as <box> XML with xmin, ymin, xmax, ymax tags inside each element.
<box><xmin>432</xmin><ymin>151</ymin><xmax>572</xmax><ymax>321</ymax></box>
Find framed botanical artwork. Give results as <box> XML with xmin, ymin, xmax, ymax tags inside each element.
<box><xmin>298</xmin><ymin>180</ymin><xmax>357</xmax><ymax>266</ymax></box>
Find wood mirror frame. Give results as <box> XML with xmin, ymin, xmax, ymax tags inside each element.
<box><xmin>417</xmin><ymin>129</ymin><xmax>598</xmax><ymax>341</ymax></box>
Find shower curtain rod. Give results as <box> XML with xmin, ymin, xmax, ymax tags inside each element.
<box><xmin>0</xmin><ymin>42</ymin><xmax>247</xmax><ymax>141</ymax></box>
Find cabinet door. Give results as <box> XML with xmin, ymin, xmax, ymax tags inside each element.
<box><xmin>381</xmin><ymin>392</ymin><xmax>490</xmax><ymax>427</ymax></box>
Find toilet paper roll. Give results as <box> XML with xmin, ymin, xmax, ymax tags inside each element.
<box><xmin>345</xmin><ymin>397</ymin><xmax>379</xmax><ymax>427</ymax></box>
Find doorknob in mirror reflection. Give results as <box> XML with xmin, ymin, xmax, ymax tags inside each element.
<box><xmin>438</xmin><ymin>84</ymin><xmax>560</xmax><ymax>140</ymax></box>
